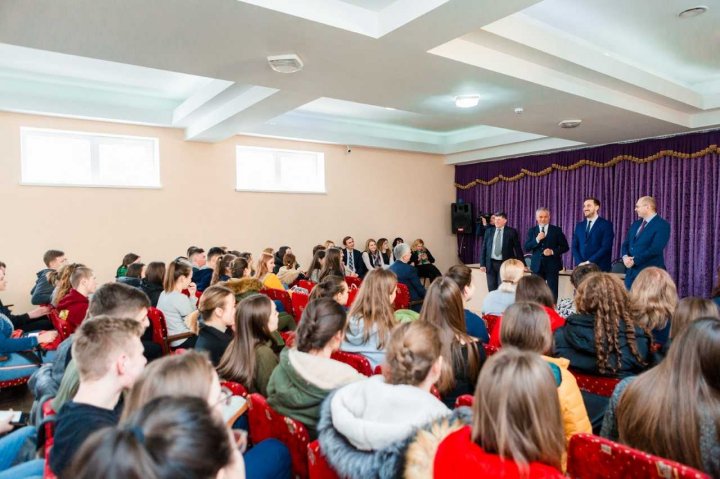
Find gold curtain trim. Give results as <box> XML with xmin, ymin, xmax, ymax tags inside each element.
<box><xmin>455</xmin><ymin>144</ymin><xmax>720</xmax><ymax>190</ymax></box>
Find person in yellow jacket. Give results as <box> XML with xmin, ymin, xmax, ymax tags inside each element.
<box><xmin>499</xmin><ymin>301</ymin><xmax>592</xmax><ymax>443</ymax></box>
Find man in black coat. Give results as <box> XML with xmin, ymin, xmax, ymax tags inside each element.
<box><xmin>479</xmin><ymin>211</ymin><xmax>524</xmax><ymax>291</ymax></box>
<box><xmin>342</xmin><ymin>236</ymin><xmax>367</xmax><ymax>278</ymax></box>
<box><xmin>524</xmin><ymin>207</ymin><xmax>569</xmax><ymax>301</ymax></box>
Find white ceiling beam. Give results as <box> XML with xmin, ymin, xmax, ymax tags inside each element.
<box><xmin>445</xmin><ymin>137</ymin><xmax>585</xmax><ymax>165</ymax></box>
<box><xmin>172</xmin><ymin>79</ymin><xmax>234</xmax><ymax>126</ymax></box>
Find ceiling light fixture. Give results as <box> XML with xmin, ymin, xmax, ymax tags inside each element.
<box><xmin>558</xmin><ymin>119</ymin><xmax>582</xmax><ymax>129</ymax></box>
<box><xmin>678</xmin><ymin>6</ymin><xmax>708</xmax><ymax>18</ymax></box>
<box><xmin>267</xmin><ymin>54</ymin><xmax>304</xmax><ymax>73</ymax></box>
<box><xmin>455</xmin><ymin>95</ymin><xmax>480</xmax><ymax>108</ymax></box>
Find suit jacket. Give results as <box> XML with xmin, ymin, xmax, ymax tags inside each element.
<box><xmin>621</xmin><ymin>215</ymin><xmax>670</xmax><ymax>283</ymax></box>
<box><xmin>571</xmin><ymin>217</ymin><xmax>614</xmax><ymax>272</ymax></box>
<box><xmin>479</xmin><ymin>226</ymin><xmax>524</xmax><ymax>267</ymax></box>
<box><xmin>389</xmin><ymin>261</ymin><xmax>426</xmax><ymax>301</ymax></box>
<box><xmin>524</xmin><ymin>224</ymin><xmax>570</xmax><ymax>274</ymax></box>
<box><xmin>343</xmin><ymin>249</ymin><xmax>367</xmax><ymax>278</ymax></box>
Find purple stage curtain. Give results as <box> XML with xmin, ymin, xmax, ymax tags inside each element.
<box><xmin>455</xmin><ymin>130</ymin><xmax>720</xmax><ymax>297</ymax></box>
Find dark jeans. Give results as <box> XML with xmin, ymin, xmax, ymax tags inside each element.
<box><xmin>245</xmin><ymin>438</ymin><xmax>292</xmax><ymax>479</ymax></box>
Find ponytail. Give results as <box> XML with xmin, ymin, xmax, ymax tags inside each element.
<box><xmin>295</xmin><ymin>298</ymin><xmax>347</xmax><ymax>353</ymax></box>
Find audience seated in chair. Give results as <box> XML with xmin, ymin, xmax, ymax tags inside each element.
<box><xmin>157</xmin><ymin>259</ymin><xmax>197</xmax><ymax>349</ymax></box>
<box><xmin>318</xmin><ymin>321</ymin><xmax>451</xmax><ymax>479</ymax></box>
<box><xmin>267</xmin><ymin>298</ymin><xmax>365</xmax><ymax>439</ymax></box>
<box><xmin>56</xmin><ymin>266</ymin><xmax>97</xmax><ymax>334</ymax></box>
<box><xmin>192</xmin><ymin>285</ymin><xmax>236</xmax><ymax>366</ymax></box>
<box><xmin>209</xmin><ymin>253</ymin><xmax>237</xmax><ymax>287</ymax></box>
<box><xmin>0</xmin><ymin>262</ymin><xmax>52</xmax><ymax>331</ymax></box>
<box><xmin>629</xmin><ymin>267</ymin><xmax>678</xmax><ymax>346</ymax></box>
<box><xmin>446</xmin><ymin>264</ymin><xmax>490</xmax><ymax>342</ymax></box>
<box><xmin>409</xmin><ymin>238</ymin><xmax>441</xmax><ymax>283</ymax></box>
<box><xmin>306</xmin><ymin>249</ymin><xmax>326</xmax><ymax>283</ymax></box>
<box><xmin>140</xmin><ymin>261</ymin><xmax>165</xmax><ymax>308</ymax></box>
<box><xmin>308</xmin><ymin>275</ymin><xmax>350</xmax><ymax>307</ymax></box>
<box><xmin>557</xmin><ymin>263</ymin><xmax>600</xmax><ymax>319</ymax></box>
<box><xmin>192</xmin><ymin>246</ymin><xmax>224</xmax><ymax>292</ymax></box>
<box><xmin>389</xmin><ymin>243</ymin><xmax>425</xmax><ymax>312</ymax></box>
<box><xmin>277</xmin><ymin>253</ymin><xmax>303</xmax><ymax>288</ymax></box>
<box><xmin>49</xmin><ymin>262</ymin><xmax>85</xmax><ymax>307</ymax></box>
<box><xmin>31</xmin><ymin>249</ymin><xmax>67</xmax><ymax>306</ymax></box>
<box><xmin>341</xmin><ymin>269</ymin><xmax>398</xmax><ymax>369</ymax></box>
<box><xmin>115</xmin><ymin>252</ymin><xmax>140</xmax><ymax>279</ymax></box>
<box><xmin>419</xmin><ymin>277</ymin><xmax>484</xmax><ymax>409</ymax></box>
<box><xmin>479</xmin><ymin>259</ymin><xmax>524</xmax><ymax>317</ymax></box>
<box><xmin>116</xmin><ymin>262</ymin><xmax>144</xmax><ymax>288</ymax></box>
<box><xmin>318</xmin><ymin>248</ymin><xmax>346</xmax><ymax>283</ymax></box>
<box><xmin>255</xmin><ymin>251</ymin><xmax>286</xmax><ymax>292</ymax></box>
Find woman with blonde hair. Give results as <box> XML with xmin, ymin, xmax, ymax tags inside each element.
<box><xmin>318</xmin><ymin>321</ymin><xmax>451</xmax><ymax>478</ymax></box>
<box><xmin>420</xmin><ymin>277</ymin><xmax>483</xmax><ymax>408</ymax></box>
<box><xmin>500</xmin><ymin>302</ymin><xmax>591</xmax><ymax>444</ymax></box>
<box><xmin>341</xmin><ymin>268</ymin><xmax>398</xmax><ymax>369</ymax></box>
<box><xmin>49</xmin><ymin>262</ymin><xmax>85</xmax><ymax>305</ymax></box>
<box><xmin>479</xmin><ymin>258</ymin><xmax>524</xmax><ymax>315</ymax></box>
<box><xmin>362</xmin><ymin>239</ymin><xmax>384</xmax><ymax>271</ymax></box>
<box><xmin>192</xmin><ymin>285</ymin><xmax>236</xmax><ymax>365</ymax></box>
<box><xmin>434</xmin><ymin>348</ymin><xmax>566</xmax><ymax>478</ymax></box>
<box><xmin>410</xmin><ymin>238</ymin><xmax>441</xmax><ymax>283</ymax></box>
<box><xmin>629</xmin><ymin>266</ymin><xmax>678</xmax><ymax>345</ymax></box>
<box><xmin>446</xmin><ymin>264</ymin><xmax>489</xmax><ymax>342</ymax></box>
<box><xmin>255</xmin><ymin>251</ymin><xmax>285</xmax><ymax>292</ymax></box>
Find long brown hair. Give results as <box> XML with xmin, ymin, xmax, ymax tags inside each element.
<box><xmin>617</xmin><ymin>318</ymin><xmax>720</xmax><ymax>472</ymax></box>
<box><xmin>516</xmin><ymin>275</ymin><xmax>555</xmax><ymax>308</ymax></box>
<box><xmin>575</xmin><ymin>273</ymin><xmax>647</xmax><ymax>374</ymax></box>
<box><xmin>384</xmin><ymin>321</ymin><xmax>441</xmax><ymax>387</ymax></box>
<box><xmin>419</xmin><ymin>276</ymin><xmax>480</xmax><ymax>394</ymax></box>
<box><xmin>51</xmin><ymin>262</ymin><xmax>86</xmax><ymax>304</ymax></box>
<box><xmin>670</xmin><ymin>297</ymin><xmax>719</xmax><ymax>339</ymax></box>
<box><xmin>306</xmin><ymin>250</ymin><xmax>326</xmax><ymax>280</ymax></box>
<box><xmin>230</xmin><ymin>257</ymin><xmax>250</xmax><ymax>279</ymax></box>
<box><xmin>217</xmin><ymin>294</ymin><xmax>274</xmax><ymax>388</ymax></box>
<box><xmin>629</xmin><ymin>267</ymin><xmax>678</xmax><ymax>333</ymax></box>
<box><xmin>186</xmin><ymin>285</ymin><xmax>235</xmax><ymax>334</ymax></box>
<box><xmin>295</xmin><ymin>298</ymin><xmax>347</xmax><ymax>353</ymax></box>
<box><xmin>318</xmin><ymin>248</ymin><xmax>344</xmax><ymax>282</ymax></box>
<box><xmin>500</xmin><ymin>302</ymin><xmax>552</xmax><ymax>354</ymax></box>
<box><xmin>163</xmin><ymin>259</ymin><xmax>192</xmax><ymax>293</ymax></box>
<box><xmin>346</xmin><ymin>268</ymin><xmax>397</xmax><ymax>349</ymax></box>
<box><xmin>254</xmin><ymin>252</ymin><xmax>274</xmax><ymax>280</ymax></box>
<box><xmin>472</xmin><ymin>348</ymin><xmax>565</xmax><ymax>473</ymax></box>
<box><xmin>210</xmin><ymin>254</ymin><xmax>237</xmax><ymax>286</ymax></box>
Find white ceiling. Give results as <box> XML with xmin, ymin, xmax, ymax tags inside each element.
<box><xmin>0</xmin><ymin>0</ymin><xmax>718</xmax><ymax>164</ymax></box>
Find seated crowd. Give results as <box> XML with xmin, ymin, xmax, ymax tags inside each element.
<box><xmin>0</xmin><ymin>241</ymin><xmax>719</xmax><ymax>479</ymax></box>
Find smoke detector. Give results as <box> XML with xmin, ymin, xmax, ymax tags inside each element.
<box><xmin>267</xmin><ymin>54</ymin><xmax>304</xmax><ymax>73</ymax></box>
<box><xmin>558</xmin><ymin>119</ymin><xmax>582</xmax><ymax>129</ymax></box>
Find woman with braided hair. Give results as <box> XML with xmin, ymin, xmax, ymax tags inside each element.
<box><xmin>317</xmin><ymin>321</ymin><xmax>451</xmax><ymax>479</ymax></box>
<box><xmin>554</xmin><ymin>272</ymin><xmax>651</xmax><ymax>431</ymax></box>
<box><xmin>266</xmin><ymin>298</ymin><xmax>365</xmax><ymax>438</ymax></box>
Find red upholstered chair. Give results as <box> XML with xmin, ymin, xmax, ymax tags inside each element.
<box><xmin>247</xmin><ymin>393</ymin><xmax>310</xmax><ymax>479</ymax></box>
<box><xmin>482</xmin><ymin>314</ymin><xmax>501</xmax><ymax>337</ymax></box>
<box><xmin>260</xmin><ymin>288</ymin><xmax>294</xmax><ymax>320</ymax></box>
<box><xmin>308</xmin><ymin>439</ymin><xmax>341</xmax><ymax>479</ymax></box>
<box><xmin>42</xmin><ymin>399</ymin><xmax>57</xmax><ymax>479</ymax></box>
<box><xmin>570</xmin><ymin>371</ymin><xmax>621</xmax><ymax>397</ymax></box>
<box><xmin>297</xmin><ymin>280</ymin><xmax>316</xmax><ymax>292</ymax></box>
<box><xmin>344</xmin><ymin>276</ymin><xmax>362</xmax><ymax>289</ymax></box>
<box><xmin>373</xmin><ymin>365</ymin><xmax>383</xmax><ymax>375</ymax></box>
<box><xmin>393</xmin><ymin>283</ymin><xmax>410</xmax><ymax>310</ymax></box>
<box><xmin>454</xmin><ymin>394</ymin><xmax>474</xmax><ymax>408</ymax></box>
<box><xmin>292</xmin><ymin>292</ymin><xmax>310</xmax><ymax>321</ymax></box>
<box><xmin>280</xmin><ymin>331</ymin><xmax>296</xmax><ymax>348</ymax></box>
<box><xmin>221</xmin><ymin>380</ymin><xmax>248</xmax><ymax>397</ymax></box>
<box><xmin>483</xmin><ymin>343</ymin><xmax>500</xmax><ymax>357</ymax></box>
<box><xmin>47</xmin><ymin>307</ymin><xmax>71</xmax><ymax>342</ymax></box>
<box><xmin>146</xmin><ymin>307</ymin><xmax>195</xmax><ymax>356</ymax></box>
<box><xmin>345</xmin><ymin>288</ymin><xmax>359</xmax><ymax>308</ymax></box>
<box><xmin>567</xmin><ymin>433</ymin><xmax>710</xmax><ymax>479</ymax></box>
<box><xmin>0</xmin><ymin>376</ymin><xmax>31</xmax><ymax>390</ymax></box>
<box><xmin>331</xmin><ymin>351</ymin><xmax>372</xmax><ymax>376</ymax></box>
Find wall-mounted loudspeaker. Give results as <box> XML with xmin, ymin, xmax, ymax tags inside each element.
<box><xmin>451</xmin><ymin>203</ymin><xmax>473</xmax><ymax>234</ymax></box>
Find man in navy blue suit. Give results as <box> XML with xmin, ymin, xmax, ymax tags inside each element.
<box><xmin>621</xmin><ymin>196</ymin><xmax>671</xmax><ymax>288</ymax></box>
<box><xmin>524</xmin><ymin>207</ymin><xmax>569</xmax><ymax>301</ymax></box>
<box><xmin>389</xmin><ymin>243</ymin><xmax>425</xmax><ymax>312</ymax></box>
<box><xmin>571</xmin><ymin>197</ymin><xmax>614</xmax><ymax>272</ymax></box>
<box><xmin>342</xmin><ymin>236</ymin><xmax>367</xmax><ymax>279</ymax></box>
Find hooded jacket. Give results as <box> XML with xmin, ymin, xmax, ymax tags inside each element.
<box><xmin>553</xmin><ymin>313</ymin><xmax>651</xmax><ymax>378</ymax></box>
<box><xmin>56</xmin><ymin>289</ymin><xmax>89</xmax><ymax>334</ymax></box>
<box><xmin>341</xmin><ymin>316</ymin><xmax>386</xmax><ymax>369</ymax></box>
<box><xmin>31</xmin><ymin>268</ymin><xmax>55</xmax><ymax>305</ymax></box>
<box><xmin>224</xmin><ymin>278</ymin><xmax>264</xmax><ymax>302</ymax></box>
<box><xmin>329</xmin><ymin>375</ymin><xmax>450</xmax><ymax>451</ymax></box>
<box><xmin>267</xmin><ymin>348</ymin><xmax>364</xmax><ymax>438</ymax></box>
<box><xmin>542</xmin><ymin>355</ymin><xmax>592</xmax><ymax>443</ymax></box>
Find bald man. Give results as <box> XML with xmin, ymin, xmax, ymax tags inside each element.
<box><xmin>621</xmin><ymin>196</ymin><xmax>671</xmax><ymax>288</ymax></box>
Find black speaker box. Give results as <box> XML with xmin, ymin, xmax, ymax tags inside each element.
<box><xmin>451</xmin><ymin>203</ymin><xmax>473</xmax><ymax>234</ymax></box>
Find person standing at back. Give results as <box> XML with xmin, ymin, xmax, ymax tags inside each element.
<box><xmin>479</xmin><ymin>212</ymin><xmax>524</xmax><ymax>291</ymax></box>
<box><xmin>621</xmin><ymin>196</ymin><xmax>671</xmax><ymax>289</ymax></box>
<box><xmin>571</xmin><ymin>197</ymin><xmax>614</xmax><ymax>272</ymax></box>
<box><xmin>524</xmin><ymin>207</ymin><xmax>569</xmax><ymax>302</ymax></box>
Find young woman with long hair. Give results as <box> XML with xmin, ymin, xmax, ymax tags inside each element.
<box><xmin>362</xmin><ymin>239</ymin><xmax>384</xmax><ymax>271</ymax></box>
<box><xmin>318</xmin><ymin>321</ymin><xmax>450</xmax><ymax>478</ymax></box>
<box><xmin>629</xmin><ymin>266</ymin><xmax>678</xmax><ymax>345</ymax></box>
<box><xmin>192</xmin><ymin>285</ymin><xmax>236</xmax><ymax>365</ymax></box>
<box><xmin>255</xmin><ymin>251</ymin><xmax>285</xmax><ymax>292</ymax></box>
<box><xmin>306</xmin><ymin>249</ymin><xmax>326</xmax><ymax>283</ymax></box>
<box><xmin>156</xmin><ymin>259</ymin><xmax>197</xmax><ymax>349</ymax></box>
<box><xmin>318</xmin><ymin>248</ymin><xmax>346</xmax><ymax>282</ymax></box>
<box><xmin>377</xmin><ymin>238</ymin><xmax>394</xmax><ymax>267</ymax></box>
<box><xmin>419</xmin><ymin>276</ymin><xmax>483</xmax><ymax>408</ymax></box>
<box><xmin>410</xmin><ymin>239</ymin><xmax>441</xmax><ymax>283</ymax></box>
<box><xmin>613</xmin><ymin>318</ymin><xmax>720</xmax><ymax>477</ymax></box>
<box><xmin>277</xmin><ymin>253</ymin><xmax>302</xmax><ymax>287</ymax></box>
<box><xmin>230</xmin><ymin>257</ymin><xmax>252</xmax><ymax>279</ymax></box>
<box><xmin>115</xmin><ymin>252</ymin><xmax>140</xmax><ymax>278</ymax></box>
<box><xmin>341</xmin><ymin>268</ymin><xmax>398</xmax><ymax>369</ymax></box>
<box><xmin>500</xmin><ymin>302</ymin><xmax>591</xmax><ymax>445</ymax></box>
<box><xmin>273</xmin><ymin>246</ymin><xmax>292</xmax><ymax>274</ymax></box>
<box><xmin>210</xmin><ymin>253</ymin><xmax>237</xmax><ymax>286</ymax></box>
<box><xmin>446</xmin><ymin>264</ymin><xmax>489</xmax><ymax>342</ymax></box>
<box><xmin>139</xmin><ymin>261</ymin><xmax>165</xmax><ymax>308</ymax></box>
<box><xmin>49</xmin><ymin>262</ymin><xmax>85</xmax><ymax>305</ymax></box>
<box><xmin>308</xmin><ymin>275</ymin><xmax>350</xmax><ymax>306</ymax></box>
<box><xmin>217</xmin><ymin>294</ymin><xmax>280</xmax><ymax>396</ymax></box>
<box><xmin>434</xmin><ymin>348</ymin><xmax>566</xmax><ymax>478</ymax></box>
<box><xmin>267</xmin><ymin>298</ymin><xmax>365</xmax><ymax>438</ymax></box>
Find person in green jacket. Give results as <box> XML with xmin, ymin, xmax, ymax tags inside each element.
<box><xmin>267</xmin><ymin>298</ymin><xmax>365</xmax><ymax>438</ymax></box>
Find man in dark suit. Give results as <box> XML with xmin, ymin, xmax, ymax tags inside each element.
<box><xmin>479</xmin><ymin>211</ymin><xmax>524</xmax><ymax>291</ymax></box>
<box><xmin>621</xmin><ymin>196</ymin><xmax>671</xmax><ymax>288</ymax></box>
<box><xmin>571</xmin><ymin>197</ymin><xmax>614</xmax><ymax>272</ymax></box>
<box><xmin>524</xmin><ymin>207</ymin><xmax>569</xmax><ymax>301</ymax></box>
<box><xmin>342</xmin><ymin>236</ymin><xmax>367</xmax><ymax>278</ymax></box>
<box><xmin>389</xmin><ymin>243</ymin><xmax>426</xmax><ymax>312</ymax></box>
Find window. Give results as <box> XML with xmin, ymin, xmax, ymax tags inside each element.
<box><xmin>236</xmin><ymin>146</ymin><xmax>325</xmax><ymax>194</ymax></box>
<box><xmin>20</xmin><ymin>127</ymin><xmax>160</xmax><ymax>188</ymax></box>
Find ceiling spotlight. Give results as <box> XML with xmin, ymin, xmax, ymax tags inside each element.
<box><xmin>678</xmin><ymin>6</ymin><xmax>708</xmax><ymax>18</ymax></box>
<box><xmin>558</xmin><ymin>119</ymin><xmax>582</xmax><ymax>129</ymax></box>
<box><xmin>455</xmin><ymin>95</ymin><xmax>480</xmax><ymax>108</ymax></box>
<box><xmin>267</xmin><ymin>54</ymin><xmax>304</xmax><ymax>73</ymax></box>
<box><xmin>514</xmin><ymin>107</ymin><xmax>524</xmax><ymax>114</ymax></box>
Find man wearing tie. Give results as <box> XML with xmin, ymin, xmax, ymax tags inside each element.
<box><xmin>571</xmin><ymin>197</ymin><xmax>614</xmax><ymax>272</ymax></box>
<box><xmin>342</xmin><ymin>236</ymin><xmax>367</xmax><ymax>278</ymax></box>
<box><xmin>479</xmin><ymin>212</ymin><xmax>524</xmax><ymax>291</ymax></box>
<box><xmin>621</xmin><ymin>196</ymin><xmax>670</xmax><ymax>288</ymax></box>
<box><xmin>524</xmin><ymin>207</ymin><xmax>569</xmax><ymax>301</ymax></box>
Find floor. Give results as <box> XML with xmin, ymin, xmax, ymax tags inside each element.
<box><xmin>0</xmin><ymin>384</ymin><xmax>34</xmax><ymax>412</ymax></box>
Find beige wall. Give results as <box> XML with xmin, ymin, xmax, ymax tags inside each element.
<box><xmin>0</xmin><ymin>111</ymin><xmax>457</xmax><ymax>310</ymax></box>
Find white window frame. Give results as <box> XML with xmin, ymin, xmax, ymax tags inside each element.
<box><xmin>20</xmin><ymin>127</ymin><xmax>161</xmax><ymax>189</ymax></box>
<box><xmin>235</xmin><ymin>145</ymin><xmax>326</xmax><ymax>194</ymax></box>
